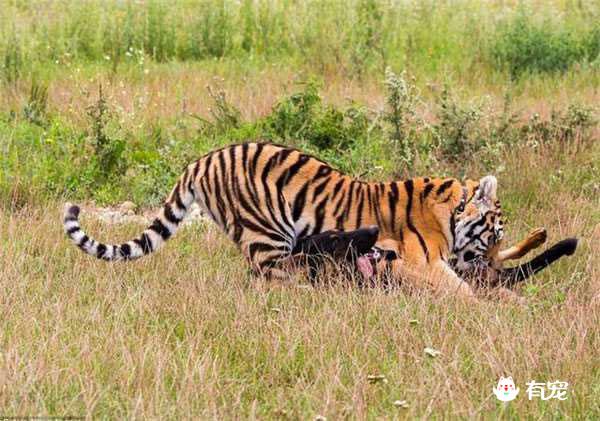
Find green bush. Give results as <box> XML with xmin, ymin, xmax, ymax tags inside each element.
<box><xmin>491</xmin><ymin>14</ymin><xmax>598</xmax><ymax>78</ymax></box>
<box><xmin>264</xmin><ymin>81</ymin><xmax>371</xmax><ymax>152</ymax></box>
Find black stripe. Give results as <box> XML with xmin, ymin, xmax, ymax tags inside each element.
<box><xmin>371</xmin><ymin>184</ymin><xmax>383</xmax><ymax>228</ymax></box>
<box><xmin>134</xmin><ymin>233</ymin><xmax>153</xmax><ymax>254</ymax></box>
<box><xmin>77</xmin><ymin>235</ymin><xmax>89</xmax><ymax>249</ymax></box>
<box><xmin>211</xmin><ymin>166</ymin><xmax>227</xmax><ymax>226</ymax></box>
<box><xmin>274</xmin><ymin>154</ymin><xmax>306</xmax><ymax>231</ymax></box>
<box><xmin>260</xmin><ymin>153</ymin><xmax>290</xmax><ymax>235</ymax></box>
<box><xmin>276</xmin><ymin>148</ymin><xmax>294</xmax><ymax>166</ymax></box>
<box><xmin>464</xmin><ymin>217</ymin><xmax>488</xmax><ymax>240</ymax></box>
<box><xmin>275</xmin><ymin>155</ymin><xmax>309</xmax><ymax>191</ymax></box>
<box><xmin>298</xmin><ymin>224</ymin><xmax>311</xmax><ymax>238</ymax></box>
<box><xmin>164</xmin><ymin>204</ymin><xmax>182</xmax><ymax>224</ymax></box>
<box><xmin>221</xmin><ymin>149</ymin><xmax>242</xmax><ymax>231</ymax></box>
<box><xmin>248</xmin><ymin>242</ymin><xmax>279</xmax><ymax>260</ymax></box>
<box><xmin>366</xmin><ymin>184</ymin><xmax>373</xmax><ymax>218</ymax></box>
<box><xmin>311</xmin><ymin>177</ymin><xmax>331</xmax><ymax>202</ymax></box>
<box><xmin>229</xmin><ymin>145</ymin><xmax>238</xmax><ymax>191</ymax></box>
<box><xmin>404</xmin><ymin>179</ymin><xmax>430</xmax><ymax>262</ymax></box>
<box><xmin>149</xmin><ymin>218</ymin><xmax>171</xmax><ymax>240</ymax></box>
<box><xmin>436</xmin><ymin>179</ymin><xmax>455</xmax><ymax>197</ymax></box>
<box><xmin>236</xmin><ymin>190</ymin><xmax>287</xmax><ymax>241</ymax></box>
<box><xmin>241</xmin><ymin>143</ymin><xmax>249</xmax><ymax>164</ymax></box>
<box><xmin>312</xmin><ymin>195</ymin><xmax>329</xmax><ymax>235</ymax></box>
<box><xmin>198</xmin><ymin>179</ymin><xmax>218</xmax><ymax>222</ymax></box>
<box><xmin>423</xmin><ymin>182</ymin><xmax>434</xmax><ymax>199</ymax></box>
<box><xmin>292</xmin><ymin>181</ymin><xmax>310</xmax><ymax>222</ymax></box>
<box><xmin>332</xmin><ymin>178</ymin><xmax>345</xmax><ymax>198</ymax></box>
<box><xmin>173</xmin><ymin>182</ymin><xmax>186</xmax><ymax>211</ymax></box>
<box><xmin>67</xmin><ymin>226</ymin><xmax>80</xmax><ymax>235</ymax></box>
<box><xmin>239</xmin><ymin>217</ymin><xmax>289</xmax><ymax>244</ymax></box>
<box><xmin>97</xmin><ymin>244</ymin><xmax>107</xmax><ymax>259</ymax></box>
<box><xmin>388</xmin><ymin>182</ymin><xmax>399</xmax><ymax>233</ymax></box>
<box><xmin>355</xmin><ymin>187</ymin><xmax>365</xmax><ymax>229</ymax></box>
<box><xmin>192</xmin><ymin>161</ymin><xmax>201</xmax><ymax>180</ymax></box>
<box><xmin>232</xmin><ymin>220</ymin><xmax>243</xmax><ymax>243</ymax></box>
<box><xmin>203</xmin><ymin>154</ymin><xmax>213</xmax><ymax>192</ymax></box>
<box><xmin>120</xmin><ymin>243</ymin><xmax>132</xmax><ymax>259</ymax></box>
<box><xmin>251</xmin><ymin>143</ymin><xmax>264</xmax><ymax>177</ymax></box>
<box><xmin>259</xmin><ymin>257</ymin><xmax>281</xmax><ymax>272</ymax></box>
<box><xmin>276</xmin><ymin>189</ymin><xmax>294</xmax><ymax>234</ymax></box>
<box><xmin>314</xmin><ymin>165</ymin><xmax>333</xmax><ymax>180</ymax></box>
<box><xmin>336</xmin><ymin>181</ymin><xmax>356</xmax><ymax>230</ymax></box>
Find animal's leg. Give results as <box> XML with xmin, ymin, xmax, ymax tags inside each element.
<box><xmin>240</xmin><ymin>236</ymin><xmax>296</xmax><ymax>284</ymax></box>
<box><xmin>387</xmin><ymin>258</ymin><xmax>476</xmax><ymax>300</ymax></box>
<box><xmin>497</xmin><ymin>228</ymin><xmax>547</xmax><ymax>262</ymax></box>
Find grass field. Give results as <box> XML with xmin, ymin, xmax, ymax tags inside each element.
<box><xmin>1</xmin><ymin>0</ymin><xmax>599</xmax><ymax>418</ymax></box>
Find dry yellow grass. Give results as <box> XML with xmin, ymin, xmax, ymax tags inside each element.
<box><xmin>1</xmin><ymin>140</ymin><xmax>598</xmax><ymax>419</ymax></box>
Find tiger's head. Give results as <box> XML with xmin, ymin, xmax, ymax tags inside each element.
<box><xmin>452</xmin><ymin>175</ymin><xmax>504</xmax><ymax>273</ymax></box>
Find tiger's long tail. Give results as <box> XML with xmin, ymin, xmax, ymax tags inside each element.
<box><xmin>63</xmin><ymin>173</ymin><xmax>196</xmax><ymax>261</ymax></box>
<box><xmin>495</xmin><ymin>238</ymin><xmax>578</xmax><ymax>288</ymax></box>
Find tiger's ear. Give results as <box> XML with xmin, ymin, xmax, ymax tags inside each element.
<box><xmin>476</xmin><ymin>175</ymin><xmax>497</xmax><ymax>201</ymax></box>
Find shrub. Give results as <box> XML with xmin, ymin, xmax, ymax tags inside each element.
<box><xmin>264</xmin><ymin>81</ymin><xmax>371</xmax><ymax>152</ymax></box>
<box><xmin>22</xmin><ymin>80</ymin><xmax>48</xmax><ymax>127</ymax></box>
<box><xmin>432</xmin><ymin>87</ymin><xmax>484</xmax><ymax>160</ymax></box>
<box><xmin>490</xmin><ymin>14</ymin><xmax>593</xmax><ymax>78</ymax></box>
<box><xmin>522</xmin><ymin>104</ymin><xmax>596</xmax><ymax>145</ymax></box>
<box><xmin>85</xmin><ymin>85</ymin><xmax>125</xmax><ymax>181</ymax></box>
<box><xmin>382</xmin><ymin>68</ymin><xmax>422</xmax><ymax>168</ymax></box>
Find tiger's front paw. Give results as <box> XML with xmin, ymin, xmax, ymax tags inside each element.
<box><xmin>525</xmin><ymin>227</ymin><xmax>547</xmax><ymax>249</ymax></box>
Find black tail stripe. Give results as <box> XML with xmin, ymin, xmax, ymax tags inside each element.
<box><xmin>67</xmin><ymin>226</ymin><xmax>80</xmax><ymax>235</ymax></box>
<box><xmin>134</xmin><ymin>233</ymin><xmax>153</xmax><ymax>254</ymax></box>
<box><xmin>97</xmin><ymin>244</ymin><xmax>107</xmax><ymax>259</ymax></box>
<box><xmin>77</xmin><ymin>235</ymin><xmax>89</xmax><ymax>249</ymax></box>
<box><xmin>164</xmin><ymin>204</ymin><xmax>182</xmax><ymax>224</ymax></box>
<box><xmin>150</xmin><ymin>219</ymin><xmax>172</xmax><ymax>240</ymax></box>
<box><xmin>120</xmin><ymin>243</ymin><xmax>132</xmax><ymax>259</ymax></box>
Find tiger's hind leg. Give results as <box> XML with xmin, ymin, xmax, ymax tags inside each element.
<box><xmin>241</xmin><ymin>236</ymin><xmax>297</xmax><ymax>284</ymax></box>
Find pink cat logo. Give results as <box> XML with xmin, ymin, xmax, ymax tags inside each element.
<box><xmin>493</xmin><ymin>376</ymin><xmax>519</xmax><ymax>402</ymax></box>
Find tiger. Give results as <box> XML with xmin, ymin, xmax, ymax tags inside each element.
<box><xmin>63</xmin><ymin>142</ymin><xmax>504</xmax><ymax>298</ymax></box>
